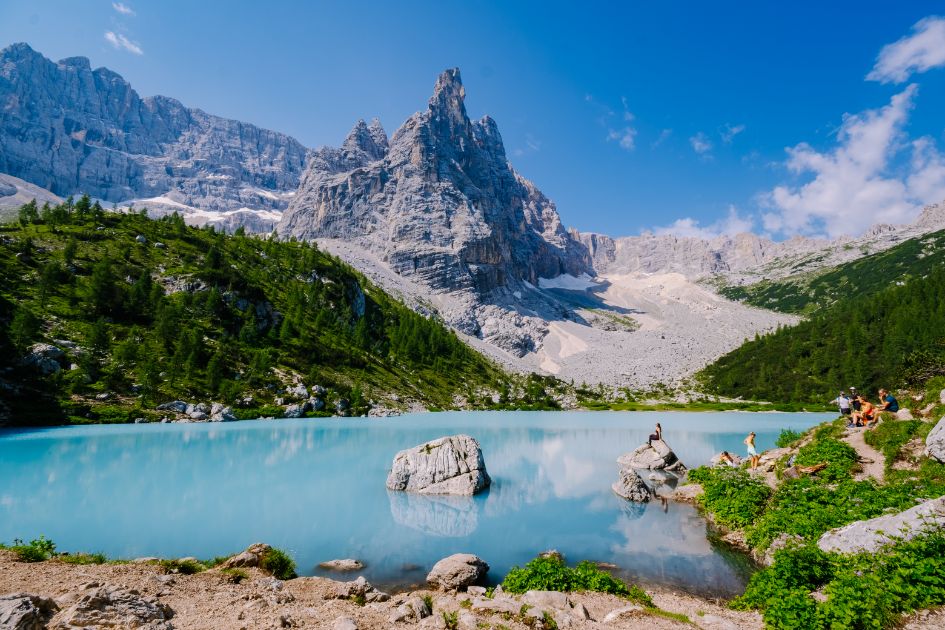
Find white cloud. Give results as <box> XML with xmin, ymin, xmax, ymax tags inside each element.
<box><xmin>652</xmin><ymin>128</ymin><xmax>672</xmax><ymax>148</ymax></box>
<box><xmin>867</xmin><ymin>16</ymin><xmax>945</xmax><ymax>83</ymax></box>
<box><xmin>104</xmin><ymin>31</ymin><xmax>143</xmax><ymax>55</ymax></box>
<box><xmin>607</xmin><ymin>125</ymin><xmax>637</xmax><ymax>151</ymax></box>
<box><xmin>761</xmin><ymin>84</ymin><xmax>945</xmax><ymax>238</ymax></box>
<box><xmin>653</xmin><ymin>205</ymin><xmax>754</xmax><ymax>239</ymax></box>
<box><xmin>112</xmin><ymin>2</ymin><xmax>135</xmax><ymax>16</ymax></box>
<box><xmin>689</xmin><ymin>132</ymin><xmax>712</xmax><ymax>155</ymax></box>
<box><xmin>720</xmin><ymin>123</ymin><xmax>746</xmax><ymax>143</ymax></box>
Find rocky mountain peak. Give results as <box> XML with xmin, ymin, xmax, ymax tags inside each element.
<box><xmin>342</xmin><ymin>119</ymin><xmax>388</xmax><ymax>162</ymax></box>
<box><xmin>58</xmin><ymin>56</ymin><xmax>92</xmax><ymax>71</ymax></box>
<box><xmin>429</xmin><ymin>68</ymin><xmax>466</xmax><ymax>115</ymax></box>
<box><xmin>367</xmin><ymin>117</ymin><xmax>389</xmax><ymax>150</ymax></box>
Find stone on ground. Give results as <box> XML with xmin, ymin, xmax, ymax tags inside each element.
<box><xmin>818</xmin><ymin>496</ymin><xmax>945</xmax><ymax>554</ymax></box>
<box><xmin>54</xmin><ymin>583</ymin><xmax>174</xmax><ymax>629</ymax></box>
<box><xmin>926</xmin><ymin>417</ymin><xmax>945</xmax><ymax>463</ymax></box>
<box><xmin>426</xmin><ymin>554</ymin><xmax>489</xmax><ymax>591</ymax></box>
<box><xmin>386</xmin><ymin>435</ymin><xmax>490</xmax><ymax>495</ymax></box>
<box><xmin>0</xmin><ymin>593</ymin><xmax>59</xmax><ymax>630</ymax></box>
<box><xmin>221</xmin><ymin>543</ymin><xmax>271</xmax><ymax>569</ymax></box>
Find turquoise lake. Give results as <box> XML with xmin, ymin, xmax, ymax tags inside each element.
<box><xmin>0</xmin><ymin>411</ymin><xmax>833</xmax><ymax>596</ymax></box>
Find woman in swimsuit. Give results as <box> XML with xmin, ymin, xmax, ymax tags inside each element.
<box><xmin>648</xmin><ymin>423</ymin><xmax>663</xmax><ymax>446</ymax></box>
<box><xmin>744</xmin><ymin>431</ymin><xmax>759</xmax><ymax>469</ymax></box>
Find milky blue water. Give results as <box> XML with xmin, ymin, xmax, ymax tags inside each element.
<box><xmin>0</xmin><ymin>411</ymin><xmax>832</xmax><ymax>596</ymax></box>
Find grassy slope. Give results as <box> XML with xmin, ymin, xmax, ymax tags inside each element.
<box><xmin>719</xmin><ymin>229</ymin><xmax>945</xmax><ymax>315</ymax></box>
<box><xmin>0</xmin><ymin>206</ymin><xmax>541</xmax><ymax>426</ymax></box>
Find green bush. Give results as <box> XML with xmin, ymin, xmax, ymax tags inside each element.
<box><xmin>501</xmin><ymin>556</ymin><xmax>652</xmax><ymax>606</ymax></box>
<box><xmin>864</xmin><ymin>420</ymin><xmax>923</xmax><ymax>466</ymax></box>
<box><xmin>58</xmin><ymin>552</ymin><xmax>106</xmax><ymax>565</ymax></box>
<box><xmin>794</xmin><ymin>437</ymin><xmax>858</xmax><ymax>482</ymax></box>
<box><xmin>776</xmin><ymin>428</ymin><xmax>803</xmax><ymax>448</ymax></box>
<box><xmin>260</xmin><ymin>547</ymin><xmax>297</xmax><ymax>580</ymax></box>
<box><xmin>221</xmin><ymin>567</ymin><xmax>249</xmax><ymax>583</ymax></box>
<box><xmin>733</xmin><ymin>544</ymin><xmax>834</xmax><ymax>610</ymax></box>
<box><xmin>159</xmin><ymin>558</ymin><xmax>207</xmax><ymax>574</ymax></box>
<box><xmin>6</xmin><ymin>536</ymin><xmax>56</xmax><ymax>562</ymax></box>
<box><xmin>687</xmin><ymin>466</ymin><xmax>771</xmax><ymax>529</ymax></box>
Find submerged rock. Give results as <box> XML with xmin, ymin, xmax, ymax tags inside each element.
<box><xmin>386</xmin><ymin>434</ymin><xmax>490</xmax><ymax>495</ymax></box>
<box><xmin>426</xmin><ymin>553</ymin><xmax>489</xmax><ymax>591</ymax></box>
<box><xmin>318</xmin><ymin>559</ymin><xmax>364</xmax><ymax>572</ymax></box>
<box><xmin>926</xmin><ymin>417</ymin><xmax>945</xmax><ymax>463</ymax></box>
<box><xmin>617</xmin><ymin>440</ymin><xmax>686</xmax><ymax>472</ymax></box>
<box><xmin>0</xmin><ymin>593</ymin><xmax>59</xmax><ymax>629</ymax></box>
<box><xmin>818</xmin><ymin>496</ymin><xmax>945</xmax><ymax>554</ymax></box>
<box><xmin>611</xmin><ymin>466</ymin><xmax>651</xmax><ymax>502</ymax></box>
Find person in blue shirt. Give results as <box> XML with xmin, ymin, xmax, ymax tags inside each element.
<box><xmin>877</xmin><ymin>389</ymin><xmax>899</xmax><ymax>413</ymax></box>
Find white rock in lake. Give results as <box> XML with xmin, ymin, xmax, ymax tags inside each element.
<box><xmin>386</xmin><ymin>434</ymin><xmax>490</xmax><ymax>495</ymax></box>
<box><xmin>927</xmin><ymin>417</ymin><xmax>945</xmax><ymax>463</ymax></box>
<box><xmin>611</xmin><ymin>467</ymin><xmax>651</xmax><ymax>502</ymax></box>
<box><xmin>817</xmin><ymin>496</ymin><xmax>945</xmax><ymax>554</ymax></box>
<box><xmin>426</xmin><ymin>553</ymin><xmax>489</xmax><ymax>591</ymax></box>
<box><xmin>617</xmin><ymin>440</ymin><xmax>686</xmax><ymax>472</ymax></box>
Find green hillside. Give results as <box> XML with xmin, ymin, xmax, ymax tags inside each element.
<box><xmin>719</xmin><ymin>229</ymin><xmax>945</xmax><ymax>315</ymax></box>
<box><xmin>0</xmin><ymin>198</ymin><xmax>536</xmax><ymax>426</ymax></box>
<box><xmin>700</xmin><ymin>263</ymin><xmax>945</xmax><ymax>403</ymax></box>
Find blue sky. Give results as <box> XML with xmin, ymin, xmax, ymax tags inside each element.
<box><xmin>2</xmin><ymin>1</ymin><xmax>945</xmax><ymax>239</ymax></box>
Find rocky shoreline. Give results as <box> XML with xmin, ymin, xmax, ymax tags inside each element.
<box><xmin>0</xmin><ymin>549</ymin><xmax>763</xmax><ymax>630</ymax></box>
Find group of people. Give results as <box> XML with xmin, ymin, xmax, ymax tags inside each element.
<box><xmin>831</xmin><ymin>386</ymin><xmax>899</xmax><ymax>429</ymax></box>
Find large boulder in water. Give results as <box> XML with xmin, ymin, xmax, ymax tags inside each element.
<box><xmin>612</xmin><ymin>466</ymin><xmax>651</xmax><ymax>502</ymax></box>
<box><xmin>818</xmin><ymin>496</ymin><xmax>945</xmax><ymax>554</ymax></box>
<box><xmin>618</xmin><ymin>440</ymin><xmax>686</xmax><ymax>472</ymax></box>
<box><xmin>926</xmin><ymin>417</ymin><xmax>945</xmax><ymax>463</ymax></box>
<box><xmin>386</xmin><ymin>434</ymin><xmax>491</xmax><ymax>495</ymax></box>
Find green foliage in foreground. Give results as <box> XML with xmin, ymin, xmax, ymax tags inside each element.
<box><xmin>733</xmin><ymin>533</ymin><xmax>945</xmax><ymax>630</ymax></box>
<box><xmin>159</xmin><ymin>558</ymin><xmax>207</xmax><ymax>575</ymax></box>
<box><xmin>687</xmin><ymin>467</ymin><xmax>771</xmax><ymax>530</ymax></box>
<box><xmin>0</xmin><ymin>199</ymin><xmax>519</xmax><ymax>425</ymax></box>
<box><xmin>701</xmin><ymin>264</ymin><xmax>945</xmax><ymax>403</ymax></box>
<box><xmin>260</xmin><ymin>547</ymin><xmax>297</xmax><ymax>580</ymax></box>
<box><xmin>501</xmin><ymin>556</ymin><xmax>652</xmax><ymax>606</ymax></box>
<box><xmin>793</xmin><ymin>436</ymin><xmax>858</xmax><ymax>483</ymax></box>
<box><xmin>0</xmin><ymin>536</ymin><xmax>57</xmax><ymax>562</ymax></box>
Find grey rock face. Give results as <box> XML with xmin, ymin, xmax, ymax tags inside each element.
<box><xmin>926</xmin><ymin>417</ymin><xmax>945</xmax><ymax>463</ymax></box>
<box><xmin>612</xmin><ymin>466</ymin><xmax>651</xmax><ymax>502</ymax></box>
<box><xmin>318</xmin><ymin>559</ymin><xmax>363</xmax><ymax>571</ymax></box>
<box><xmin>278</xmin><ymin>69</ymin><xmax>591</xmax><ymax>352</ymax></box>
<box><xmin>328</xmin><ymin>576</ymin><xmax>389</xmax><ymax>603</ymax></box>
<box><xmin>55</xmin><ymin>583</ymin><xmax>174</xmax><ymax>629</ymax></box>
<box><xmin>0</xmin><ymin>593</ymin><xmax>59</xmax><ymax>630</ymax></box>
<box><xmin>221</xmin><ymin>543</ymin><xmax>272</xmax><ymax>569</ymax></box>
<box><xmin>386</xmin><ymin>434</ymin><xmax>491</xmax><ymax>495</ymax></box>
<box><xmin>0</xmin><ymin>43</ymin><xmax>309</xmax><ymax>221</ymax></box>
<box><xmin>818</xmin><ymin>496</ymin><xmax>945</xmax><ymax>554</ymax></box>
<box><xmin>426</xmin><ymin>553</ymin><xmax>489</xmax><ymax>590</ymax></box>
<box><xmin>20</xmin><ymin>343</ymin><xmax>65</xmax><ymax>374</ymax></box>
<box><xmin>617</xmin><ymin>440</ymin><xmax>686</xmax><ymax>472</ymax></box>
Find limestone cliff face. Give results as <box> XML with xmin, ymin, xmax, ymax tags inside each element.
<box><xmin>278</xmin><ymin>69</ymin><xmax>590</xmax><ymax>296</ymax></box>
<box><xmin>0</xmin><ymin>43</ymin><xmax>309</xmax><ymax>213</ymax></box>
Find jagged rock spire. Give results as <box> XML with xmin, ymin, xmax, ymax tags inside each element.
<box><xmin>342</xmin><ymin>119</ymin><xmax>387</xmax><ymax>162</ymax></box>
<box><xmin>428</xmin><ymin>68</ymin><xmax>469</xmax><ymax>129</ymax></box>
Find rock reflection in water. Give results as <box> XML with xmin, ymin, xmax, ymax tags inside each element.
<box><xmin>388</xmin><ymin>491</ymin><xmax>479</xmax><ymax>538</ymax></box>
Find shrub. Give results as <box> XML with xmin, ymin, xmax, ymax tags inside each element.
<box><xmin>58</xmin><ymin>552</ymin><xmax>107</xmax><ymax>565</ymax></box>
<box><xmin>260</xmin><ymin>547</ymin><xmax>297</xmax><ymax>580</ymax></box>
<box><xmin>221</xmin><ymin>567</ymin><xmax>249</xmax><ymax>584</ymax></box>
<box><xmin>864</xmin><ymin>420</ymin><xmax>923</xmax><ymax>466</ymax></box>
<box><xmin>501</xmin><ymin>556</ymin><xmax>652</xmax><ymax>606</ymax></box>
<box><xmin>733</xmin><ymin>544</ymin><xmax>834</xmax><ymax>610</ymax></box>
<box><xmin>687</xmin><ymin>466</ymin><xmax>771</xmax><ymax>529</ymax></box>
<box><xmin>7</xmin><ymin>536</ymin><xmax>56</xmax><ymax>562</ymax></box>
<box><xmin>159</xmin><ymin>558</ymin><xmax>207</xmax><ymax>575</ymax></box>
<box><xmin>776</xmin><ymin>428</ymin><xmax>803</xmax><ymax>448</ymax></box>
<box><xmin>794</xmin><ymin>437</ymin><xmax>858</xmax><ymax>482</ymax></box>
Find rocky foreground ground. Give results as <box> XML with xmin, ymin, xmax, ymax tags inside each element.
<box><xmin>0</xmin><ymin>549</ymin><xmax>765</xmax><ymax>630</ymax></box>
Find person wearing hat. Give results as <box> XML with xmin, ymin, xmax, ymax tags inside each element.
<box><xmin>831</xmin><ymin>391</ymin><xmax>852</xmax><ymax>416</ymax></box>
<box><xmin>849</xmin><ymin>387</ymin><xmax>861</xmax><ymax>412</ymax></box>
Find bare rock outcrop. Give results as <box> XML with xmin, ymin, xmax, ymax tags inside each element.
<box><xmin>926</xmin><ymin>417</ymin><xmax>945</xmax><ymax>463</ymax></box>
<box><xmin>0</xmin><ymin>43</ymin><xmax>310</xmax><ymax>227</ymax></box>
<box><xmin>617</xmin><ymin>440</ymin><xmax>686</xmax><ymax>473</ymax></box>
<box><xmin>426</xmin><ymin>554</ymin><xmax>489</xmax><ymax>591</ymax></box>
<box><xmin>817</xmin><ymin>496</ymin><xmax>945</xmax><ymax>554</ymax></box>
<box><xmin>0</xmin><ymin>593</ymin><xmax>59</xmax><ymax>629</ymax></box>
<box><xmin>53</xmin><ymin>583</ymin><xmax>174</xmax><ymax>629</ymax></box>
<box><xmin>611</xmin><ymin>466</ymin><xmax>651</xmax><ymax>502</ymax></box>
<box><xmin>386</xmin><ymin>434</ymin><xmax>490</xmax><ymax>495</ymax></box>
<box><xmin>221</xmin><ymin>543</ymin><xmax>272</xmax><ymax>569</ymax></box>
<box><xmin>328</xmin><ymin>576</ymin><xmax>389</xmax><ymax>603</ymax></box>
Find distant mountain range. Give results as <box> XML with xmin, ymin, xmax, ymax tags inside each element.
<box><xmin>2</xmin><ymin>42</ymin><xmax>944</xmax><ymax>389</ymax></box>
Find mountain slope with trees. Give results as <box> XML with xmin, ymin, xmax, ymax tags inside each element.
<box><xmin>0</xmin><ymin>198</ymin><xmax>560</xmax><ymax>426</ymax></box>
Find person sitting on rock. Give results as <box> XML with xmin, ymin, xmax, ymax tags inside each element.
<box><xmin>647</xmin><ymin>422</ymin><xmax>662</xmax><ymax>446</ymax></box>
<box><xmin>851</xmin><ymin>396</ymin><xmax>876</xmax><ymax>428</ymax></box>
<box><xmin>877</xmin><ymin>389</ymin><xmax>899</xmax><ymax>413</ymax></box>
<box><xmin>718</xmin><ymin>451</ymin><xmax>737</xmax><ymax>467</ymax></box>
<box><xmin>744</xmin><ymin>432</ymin><xmax>760</xmax><ymax>469</ymax></box>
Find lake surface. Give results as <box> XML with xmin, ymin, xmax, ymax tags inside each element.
<box><xmin>0</xmin><ymin>411</ymin><xmax>832</xmax><ymax>597</ymax></box>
